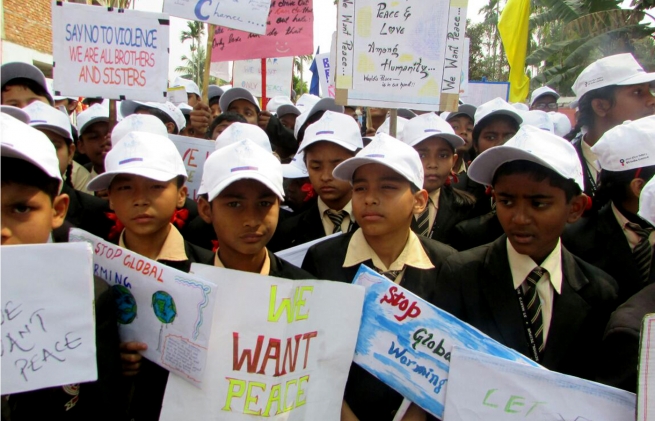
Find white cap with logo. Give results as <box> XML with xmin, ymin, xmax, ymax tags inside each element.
<box><xmin>530</xmin><ymin>86</ymin><xmax>559</xmax><ymax>105</ymax></box>
<box><xmin>591</xmin><ymin>116</ymin><xmax>655</xmax><ymax>172</ymax></box>
<box><xmin>215</xmin><ymin>122</ymin><xmax>272</xmax><ymax>152</ymax></box>
<box><xmin>111</xmin><ymin>114</ymin><xmax>169</xmax><ymax>146</ymax></box>
<box><xmin>120</xmin><ymin>100</ymin><xmax>186</xmax><ymax>133</ymax></box>
<box><xmin>468</xmin><ymin>125</ymin><xmax>584</xmax><ymax>190</ymax></box>
<box><xmin>24</xmin><ymin>101</ymin><xmax>73</xmax><ymax>141</ymax></box>
<box><xmin>639</xmin><ymin>177</ymin><xmax>655</xmax><ymax>226</ymax></box>
<box><xmin>298</xmin><ymin>110</ymin><xmax>363</xmax><ymax>153</ymax></box>
<box><xmin>573</xmin><ymin>53</ymin><xmax>655</xmax><ymax>101</ymax></box>
<box><xmin>77</xmin><ymin>103</ymin><xmax>109</xmax><ymax>135</ymax></box>
<box><xmin>202</xmin><ymin>139</ymin><xmax>284</xmax><ymax>201</ymax></box>
<box><xmin>173</xmin><ymin>76</ymin><xmax>201</xmax><ymax>97</ymax></box>
<box><xmin>219</xmin><ymin>87</ymin><xmax>260</xmax><ymax>114</ymax></box>
<box><xmin>1</xmin><ymin>113</ymin><xmax>63</xmax><ymax>189</ymax></box>
<box><xmin>474</xmin><ymin>97</ymin><xmax>523</xmax><ymax>127</ymax></box>
<box><xmin>401</xmin><ymin>112</ymin><xmax>465</xmax><ymax>149</ymax></box>
<box><xmin>87</xmin><ymin>131</ymin><xmax>187</xmax><ymax>191</ymax></box>
<box><xmin>520</xmin><ymin>110</ymin><xmax>555</xmax><ymax>133</ymax></box>
<box><xmin>266</xmin><ymin>96</ymin><xmax>294</xmax><ymax>114</ymax></box>
<box><xmin>333</xmin><ymin>132</ymin><xmax>424</xmax><ymax>190</ymax></box>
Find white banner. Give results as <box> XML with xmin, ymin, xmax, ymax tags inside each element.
<box><xmin>164</xmin><ymin>0</ymin><xmax>271</xmax><ymax>35</ymax></box>
<box><xmin>233</xmin><ymin>58</ymin><xmax>294</xmax><ymax>99</ymax></box>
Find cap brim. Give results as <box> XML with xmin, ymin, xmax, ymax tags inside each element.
<box><xmin>1</xmin><ymin>144</ymin><xmax>63</xmax><ymax>188</ymax></box>
<box><xmin>468</xmin><ymin>145</ymin><xmax>558</xmax><ymax>186</ymax></box>
<box><xmin>408</xmin><ymin>132</ymin><xmax>465</xmax><ymax>150</ymax></box>
<box><xmin>617</xmin><ymin>71</ymin><xmax>655</xmax><ymax>87</ymax></box>
<box><xmin>277</xmin><ymin>104</ymin><xmax>301</xmax><ymax>117</ymax></box>
<box><xmin>333</xmin><ymin>156</ymin><xmax>420</xmax><ymax>189</ymax></box>
<box><xmin>80</xmin><ymin>117</ymin><xmax>109</xmax><ymax>135</ymax></box>
<box><xmin>30</xmin><ymin>123</ymin><xmax>72</xmax><ymax>141</ymax></box>
<box><xmin>207</xmin><ymin>172</ymin><xmax>284</xmax><ymax>202</ymax></box>
<box><xmin>219</xmin><ymin>90</ymin><xmax>261</xmax><ymax>114</ymax></box>
<box><xmin>87</xmin><ymin>168</ymin><xmax>184</xmax><ymax>191</ymax></box>
<box><xmin>298</xmin><ymin>135</ymin><xmax>359</xmax><ymax>154</ymax></box>
<box><xmin>282</xmin><ymin>164</ymin><xmax>308</xmax><ymax>179</ymax></box>
<box><xmin>308</xmin><ymin>98</ymin><xmax>344</xmax><ymax>119</ymax></box>
<box><xmin>1</xmin><ymin>106</ymin><xmax>30</xmax><ymax>124</ymax></box>
<box><xmin>477</xmin><ymin>109</ymin><xmax>523</xmax><ymax>126</ymax></box>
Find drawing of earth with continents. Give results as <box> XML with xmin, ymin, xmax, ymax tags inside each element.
<box><xmin>111</xmin><ymin>285</ymin><xmax>137</xmax><ymax>324</ymax></box>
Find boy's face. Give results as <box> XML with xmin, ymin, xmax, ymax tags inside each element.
<box><xmin>227</xmin><ymin>99</ymin><xmax>259</xmax><ymax>125</ymax></box>
<box><xmin>210</xmin><ymin>102</ymin><xmax>221</xmax><ymax>118</ymax></box>
<box><xmin>1</xmin><ymin>183</ymin><xmax>69</xmax><ymax>245</ymax></box>
<box><xmin>79</xmin><ymin>121</ymin><xmax>111</xmax><ymax>169</ymax></box>
<box><xmin>198</xmin><ymin>179</ymin><xmax>279</xmax><ymax>258</ymax></box>
<box><xmin>305</xmin><ymin>141</ymin><xmax>354</xmax><ymax>209</ymax></box>
<box><xmin>279</xmin><ymin>113</ymin><xmax>297</xmax><ymax>131</ymax></box>
<box><xmin>531</xmin><ymin>95</ymin><xmax>558</xmax><ymax>111</ymax></box>
<box><xmin>41</xmin><ymin>129</ymin><xmax>74</xmax><ymax>176</ymax></box>
<box><xmin>447</xmin><ymin>115</ymin><xmax>473</xmax><ymax>152</ymax></box>
<box><xmin>599</xmin><ymin>83</ymin><xmax>655</xmax><ymax>126</ymax></box>
<box><xmin>1</xmin><ymin>85</ymin><xmax>50</xmax><ymax>109</ymax></box>
<box><xmin>107</xmin><ymin>175</ymin><xmax>186</xmax><ymax>238</ymax></box>
<box><xmin>475</xmin><ymin>117</ymin><xmax>517</xmax><ymax>154</ymax></box>
<box><xmin>212</xmin><ymin>120</ymin><xmax>236</xmax><ymax>140</ymax></box>
<box><xmin>494</xmin><ymin>173</ymin><xmax>585</xmax><ymax>264</ymax></box>
<box><xmin>414</xmin><ymin>137</ymin><xmax>457</xmax><ymax>192</ymax></box>
<box><xmin>352</xmin><ymin>164</ymin><xmax>427</xmax><ymax>239</ymax></box>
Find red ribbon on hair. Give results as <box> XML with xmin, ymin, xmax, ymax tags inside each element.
<box><xmin>211</xmin><ymin>240</ymin><xmax>219</xmax><ymax>253</ymax></box>
<box><xmin>301</xmin><ymin>183</ymin><xmax>316</xmax><ymax>202</ymax></box>
<box><xmin>105</xmin><ymin>212</ymin><xmax>124</xmax><ymax>242</ymax></box>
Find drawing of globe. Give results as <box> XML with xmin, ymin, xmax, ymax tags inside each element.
<box><xmin>111</xmin><ymin>285</ymin><xmax>137</xmax><ymax>324</ymax></box>
<box><xmin>152</xmin><ymin>291</ymin><xmax>176</xmax><ymax>324</ymax></box>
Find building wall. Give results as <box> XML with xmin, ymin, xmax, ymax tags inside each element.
<box><xmin>3</xmin><ymin>0</ymin><xmax>52</xmax><ymax>55</ymax></box>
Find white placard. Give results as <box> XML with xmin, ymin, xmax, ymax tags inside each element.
<box><xmin>638</xmin><ymin>314</ymin><xmax>655</xmax><ymax>421</ymax></box>
<box><xmin>462</xmin><ymin>81</ymin><xmax>510</xmax><ymax>106</ymax></box>
<box><xmin>164</xmin><ymin>0</ymin><xmax>271</xmax><ymax>35</ymax></box>
<box><xmin>445</xmin><ymin>347</ymin><xmax>636</xmax><ymax>421</ymax></box>
<box><xmin>169</xmin><ymin>134</ymin><xmax>215</xmax><ymax>200</ymax></box>
<box><xmin>315</xmin><ymin>53</ymin><xmax>335</xmax><ymax>98</ymax></box>
<box><xmin>51</xmin><ymin>1</ymin><xmax>169</xmax><ymax>102</ymax></box>
<box><xmin>233</xmin><ymin>57</ymin><xmax>294</xmax><ymax>99</ymax></box>
<box><xmin>274</xmin><ymin>232</ymin><xmax>342</xmax><ymax>267</ymax></box>
<box><xmin>336</xmin><ymin>0</ymin><xmax>467</xmax><ymax>111</ymax></box>
<box><xmin>1</xmin><ymin>243</ymin><xmax>97</xmax><ymax>395</ymax></box>
<box><xmin>168</xmin><ymin>86</ymin><xmax>188</xmax><ymax>106</ymax></box>
<box><xmin>160</xmin><ymin>264</ymin><xmax>365</xmax><ymax>420</ymax></box>
<box><xmin>69</xmin><ymin>229</ymin><xmax>217</xmax><ymax>387</ymax></box>
<box><xmin>459</xmin><ymin>38</ymin><xmax>470</xmax><ymax>98</ymax></box>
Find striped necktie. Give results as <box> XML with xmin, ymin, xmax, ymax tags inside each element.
<box><xmin>327</xmin><ymin>210</ymin><xmax>346</xmax><ymax>234</ymax></box>
<box><xmin>416</xmin><ymin>199</ymin><xmax>432</xmax><ymax>237</ymax></box>
<box><xmin>523</xmin><ymin>267</ymin><xmax>545</xmax><ymax>358</ymax></box>
<box><xmin>627</xmin><ymin>222</ymin><xmax>654</xmax><ymax>284</ymax></box>
<box><xmin>378</xmin><ymin>268</ymin><xmax>402</xmax><ymax>282</ymax></box>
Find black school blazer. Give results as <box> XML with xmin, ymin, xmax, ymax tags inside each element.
<box><xmin>433</xmin><ymin>235</ymin><xmax>618</xmax><ymax>381</ymax></box>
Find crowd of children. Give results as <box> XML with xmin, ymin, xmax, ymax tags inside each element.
<box><xmin>1</xmin><ymin>51</ymin><xmax>654</xmax><ymax>421</ymax></box>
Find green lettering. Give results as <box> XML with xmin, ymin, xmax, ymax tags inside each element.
<box><xmin>504</xmin><ymin>395</ymin><xmax>525</xmax><ymax>413</ymax></box>
<box><xmin>482</xmin><ymin>389</ymin><xmax>498</xmax><ymax>408</ymax></box>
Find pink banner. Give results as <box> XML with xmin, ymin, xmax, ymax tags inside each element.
<box><xmin>210</xmin><ymin>0</ymin><xmax>314</xmax><ymax>62</ymax></box>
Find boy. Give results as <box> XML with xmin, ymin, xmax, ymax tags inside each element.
<box><xmin>271</xmin><ymin>111</ymin><xmax>362</xmax><ymax>250</ymax></box>
<box><xmin>76</xmin><ymin>103</ymin><xmax>112</xmax><ymax>186</ymax></box>
<box><xmin>302</xmin><ymin>133</ymin><xmax>456</xmax><ymax>421</ymax></box>
<box><xmin>120</xmin><ymin>100</ymin><xmax>186</xmax><ymax>135</ymax></box>
<box><xmin>197</xmin><ymin>138</ymin><xmax>313</xmax><ymax>278</ymax></box>
<box><xmin>433</xmin><ymin>126</ymin><xmax>618</xmax><ymax>381</ymax></box>
<box><xmin>401</xmin><ymin>113</ymin><xmax>475</xmax><ymax>244</ymax></box>
<box><xmin>442</xmin><ymin>103</ymin><xmax>476</xmax><ymax>174</ymax></box>
<box><xmin>529</xmin><ymin>86</ymin><xmax>559</xmax><ymax>111</ymax></box>
<box><xmin>86</xmin><ymin>131</ymin><xmax>213</xmax><ymax>421</ymax></box>
<box><xmin>563</xmin><ymin>116</ymin><xmax>655</xmax><ymax>304</ymax></box>
<box><xmin>1</xmin><ymin>62</ymin><xmax>53</xmax><ymax>107</ymax></box>
<box><xmin>1</xmin><ymin>114</ymin><xmax>122</xmax><ymax>420</ymax></box>
<box><xmin>207</xmin><ymin>112</ymin><xmax>247</xmax><ymax>139</ymax></box>
<box><xmin>569</xmin><ymin>53</ymin><xmax>655</xmax><ymax>199</ymax></box>
<box><xmin>207</xmin><ymin>84</ymin><xmax>224</xmax><ymax>118</ymax></box>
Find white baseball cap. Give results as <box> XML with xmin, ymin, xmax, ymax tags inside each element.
<box><xmin>111</xmin><ymin>114</ymin><xmax>169</xmax><ymax>146</ymax></box>
<box><xmin>333</xmin><ymin>132</ymin><xmax>424</xmax><ymax>190</ymax></box>
<box><xmin>474</xmin><ymin>97</ymin><xmax>523</xmax><ymax>127</ymax></box>
<box><xmin>282</xmin><ymin>152</ymin><xmax>309</xmax><ymax>179</ymax></box>
<box><xmin>638</xmin><ymin>177</ymin><xmax>655</xmax><ymax>226</ymax></box>
<box><xmin>24</xmin><ymin>101</ymin><xmax>73</xmax><ymax>141</ymax></box>
<box><xmin>120</xmin><ymin>100</ymin><xmax>186</xmax><ymax>132</ymax></box>
<box><xmin>512</xmin><ymin>103</ymin><xmax>529</xmax><ymax>112</ymax></box>
<box><xmin>77</xmin><ymin>103</ymin><xmax>109</xmax><ymax>135</ymax></box>
<box><xmin>573</xmin><ymin>53</ymin><xmax>655</xmax><ymax>101</ymax></box>
<box><xmin>444</xmin><ymin>104</ymin><xmax>476</xmax><ymax>122</ymax></box>
<box><xmin>548</xmin><ymin>112</ymin><xmax>572</xmax><ymax>138</ymax></box>
<box><xmin>294</xmin><ymin>98</ymin><xmax>345</xmax><ymax>140</ymax></box>
<box><xmin>219</xmin><ymin>87</ymin><xmax>260</xmax><ymax>114</ymax></box>
<box><xmin>520</xmin><ymin>110</ymin><xmax>555</xmax><ymax>133</ymax></box>
<box><xmin>277</xmin><ymin>103</ymin><xmax>301</xmax><ymax>117</ymax></box>
<box><xmin>401</xmin><ymin>112</ymin><xmax>465</xmax><ymax>149</ymax></box>
<box><xmin>207</xmin><ymin>85</ymin><xmax>224</xmax><ymax>101</ymax></box>
<box><xmin>1</xmin><ymin>62</ymin><xmax>53</xmax><ymax>105</ymax></box>
<box><xmin>173</xmin><ymin>76</ymin><xmax>201</xmax><ymax>97</ymax></box>
<box><xmin>591</xmin><ymin>116</ymin><xmax>655</xmax><ymax>172</ymax></box>
<box><xmin>468</xmin><ymin>125</ymin><xmax>584</xmax><ymax>190</ymax></box>
<box><xmin>202</xmin><ymin>139</ymin><xmax>284</xmax><ymax>201</ymax></box>
<box><xmin>266</xmin><ymin>96</ymin><xmax>293</xmax><ymax>114</ymax></box>
<box><xmin>298</xmin><ymin>110</ymin><xmax>363</xmax><ymax>153</ymax></box>
<box><xmin>530</xmin><ymin>86</ymin><xmax>559</xmax><ymax>105</ymax></box>
<box><xmin>376</xmin><ymin>116</ymin><xmax>408</xmax><ymax>138</ymax></box>
<box><xmin>215</xmin><ymin>122</ymin><xmax>272</xmax><ymax>152</ymax></box>
<box><xmin>1</xmin><ymin>105</ymin><xmax>30</xmax><ymax>124</ymax></box>
<box><xmin>295</xmin><ymin>94</ymin><xmax>321</xmax><ymax>113</ymax></box>
<box><xmin>87</xmin><ymin>131</ymin><xmax>187</xmax><ymax>191</ymax></box>
<box><xmin>1</xmin><ymin>113</ymin><xmax>62</xmax><ymax>189</ymax></box>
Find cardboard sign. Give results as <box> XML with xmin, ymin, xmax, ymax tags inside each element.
<box><xmin>51</xmin><ymin>1</ymin><xmax>169</xmax><ymax>102</ymax></box>
<box><xmin>169</xmin><ymin>134</ymin><xmax>215</xmax><ymax>200</ymax></box>
<box><xmin>336</xmin><ymin>0</ymin><xmax>467</xmax><ymax>111</ymax></box>
<box><xmin>351</xmin><ymin>265</ymin><xmax>539</xmax><ymax>419</ymax></box>
<box><xmin>1</xmin><ymin>243</ymin><xmax>97</xmax><ymax>395</ymax></box>
<box><xmin>160</xmin><ymin>264</ymin><xmax>365</xmax><ymax>420</ymax></box>
<box><xmin>315</xmin><ymin>53</ymin><xmax>335</xmax><ymax>98</ymax></box>
<box><xmin>233</xmin><ymin>57</ymin><xmax>293</xmax><ymax>98</ymax></box>
<box><xmin>69</xmin><ymin>229</ymin><xmax>217</xmax><ymax>387</ymax></box>
<box><xmin>210</xmin><ymin>0</ymin><xmax>314</xmax><ymax>62</ymax></box>
<box><xmin>445</xmin><ymin>347</ymin><xmax>636</xmax><ymax>420</ymax></box>
<box><xmin>638</xmin><ymin>314</ymin><xmax>655</xmax><ymax>421</ymax></box>
<box><xmin>164</xmin><ymin>0</ymin><xmax>271</xmax><ymax>35</ymax></box>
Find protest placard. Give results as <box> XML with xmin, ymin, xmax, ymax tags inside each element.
<box><xmin>459</xmin><ymin>38</ymin><xmax>470</xmax><ymax>98</ymax></box>
<box><xmin>638</xmin><ymin>314</ymin><xmax>655</xmax><ymax>421</ymax></box>
<box><xmin>169</xmin><ymin>134</ymin><xmax>215</xmax><ymax>200</ymax></box>
<box><xmin>164</xmin><ymin>0</ymin><xmax>271</xmax><ymax>35</ymax></box>
<box><xmin>275</xmin><ymin>232</ymin><xmax>341</xmax><ymax>267</ymax></box>
<box><xmin>210</xmin><ymin>0</ymin><xmax>314</xmax><ymax>62</ymax></box>
<box><xmin>1</xmin><ymin>243</ymin><xmax>97</xmax><ymax>395</ymax></box>
<box><xmin>69</xmin><ymin>229</ymin><xmax>217</xmax><ymax>387</ymax></box>
<box><xmin>160</xmin><ymin>264</ymin><xmax>365</xmax><ymax>420</ymax></box>
<box><xmin>461</xmin><ymin>81</ymin><xmax>510</xmax><ymax>106</ymax></box>
<box><xmin>335</xmin><ymin>0</ymin><xmax>467</xmax><ymax>111</ymax></box>
<box><xmin>168</xmin><ymin>86</ymin><xmax>188</xmax><ymax>106</ymax></box>
<box><xmin>351</xmin><ymin>265</ymin><xmax>539</xmax><ymax>419</ymax></box>
<box><xmin>233</xmin><ymin>57</ymin><xmax>293</xmax><ymax>99</ymax></box>
<box><xmin>445</xmin><ymin>347</ymin><xmax>636</xmax><ymax>420</ymax></box>
<box><xmin>315</xmin><ymin>53</ymin><xmax>335</xmax><ymax>98</ymax></box>
<box><xmin>51</xmin><ymin>1</ymin><xmax>169</xmax><ymax>102</ymax></box>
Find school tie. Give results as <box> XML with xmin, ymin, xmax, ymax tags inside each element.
<box><xmin>523</xmin><ymin>267</ymin><xmax>546</xmax><ymax>357</ymax></box>
<box><xmin>327</xmin><ymin>210</ymin><xmax>347</xmax><ymax>234</ymax></box>
<box><xmin>627</xmin><ymin>222</ymin><xmax>654</xmax><ymax>284</ymax></box>
<box><xmin>415</xmin><ymin>199</ymin><xmax>432</xmax><ymax>237</ymax></box>
<box><xmin>378</xmin><ymin>268</ymin><xmax>402</xmax><ymax>282</ymax></box>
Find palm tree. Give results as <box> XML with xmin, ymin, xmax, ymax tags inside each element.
<box><xmin>179</xmin><ymin>21</ymin><xmax>206</xmax><ymax>87</ymax></box>
<box><xmin>293</xmin><ymin>55</ymin><xmax>314</xmax><ymax>90</ymax></box>
<box><xmin>175</xmin><ymin>45</ymin><xmax>216</xmax><ymax>92</ymax></box>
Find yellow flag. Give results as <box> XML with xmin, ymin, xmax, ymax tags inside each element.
<box><xmin>498</xmin><ymin>0</ymin><xmax>531</xmax><ymax>103</ymax></box>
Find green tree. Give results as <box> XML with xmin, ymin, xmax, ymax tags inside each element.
<box><xmin>179</xmin><ymin>21</ymin><xmax>206</xmax><ymax>88</ymax></box>
<box><xmin>175</xmin><ymin>45</ymin><xmax>219</xmax><ymax>92</ymax></box>
<box><xmin>293</xmin><ymin>74</ymin><xmax>308</xmax><ymax>96</ymax></box>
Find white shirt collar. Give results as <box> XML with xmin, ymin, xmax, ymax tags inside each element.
<box><xmin>507</xmin><ymin>238</ymin><xmax>563</xmax><ymax>294</ymax></box>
